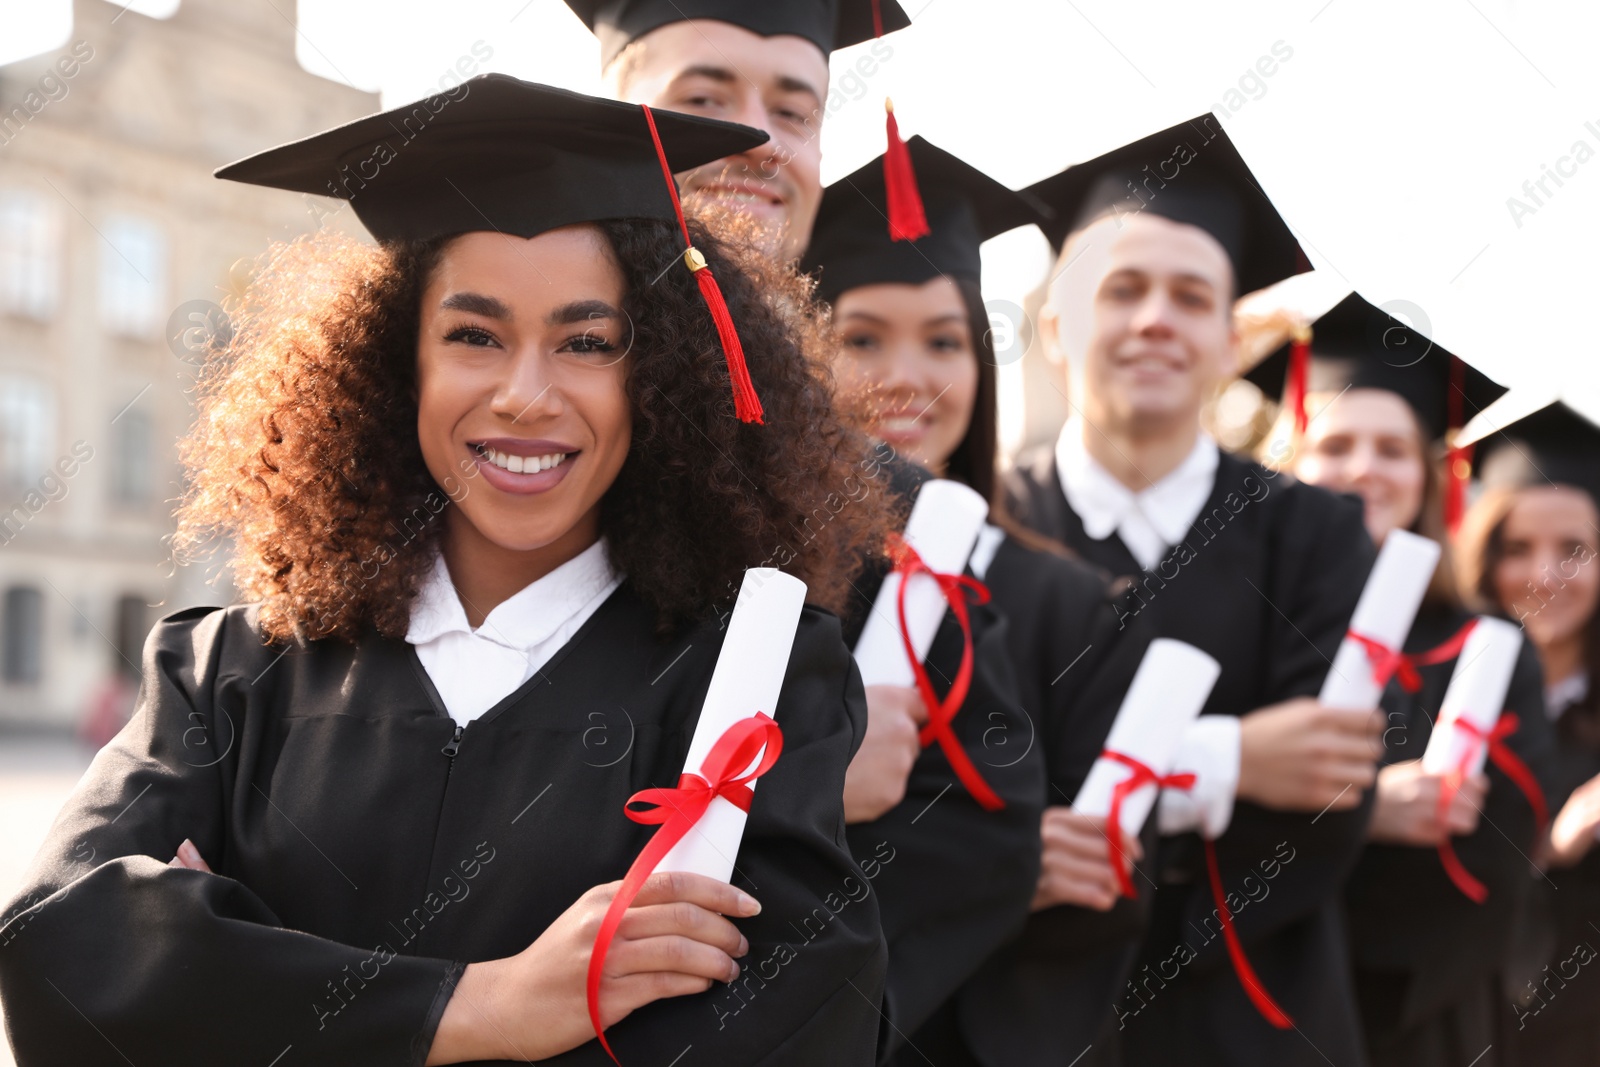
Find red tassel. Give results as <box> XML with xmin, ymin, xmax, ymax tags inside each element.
<box><xmin>1445</xmin><ymin>442</ymin><xmax>1471</xmax><ymax>533</ymax></box>
<box><xmin>691</xmin><ymin>258</ymin><xmax>764</xmax><ymax>424</ymax></box>
<box><xmin>1285</xmin><ymin>325</ymin><xmax>1311</xmax><ymax>436</ymax></box>
<box><xmin>882</xmin><ymin>99</ymin><xmax>929</xmax><ymax>243</ymax></box>
<box><xmin>1445</xmin><ymin>356</ymin><xmax>1469</xmax><ymax>533</ymax></box>
<box><xmin>638</xmin><ymin>103</ymin><xmax>764</xmax><ymax>425</ymax></box>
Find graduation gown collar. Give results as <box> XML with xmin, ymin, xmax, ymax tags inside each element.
<box><xmin>1053</xmin><ymin>419</ymin><xmax>1219</xmax><ymax>570</ymax></box>
<box><xmin>406</xmin><ymin>538</ymin><xmax>622</xmax><ymax>651</ymax></box>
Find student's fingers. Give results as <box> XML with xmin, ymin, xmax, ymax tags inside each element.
<box><xmin>617</xmin><ymin>903</ymin><xmax>747</xmax><ymax>958</ymax></box>
<box><xmin>866</xmin><ymin>685</ymin><xmax>927</xmax><ymax>728</ymax></box>
<box><xmin>1323</xmin><ymin>758</ymin><xmax>1379</xmax><ymax>793</ymax></box>
<box><xmin>1320</xmin><ymin>707</ymin><xmax>1385</xmax><ymax>741</ymax></box>
<box><xmin>1041</xmin><ymin>848</ymin><xmax>1122</xmax><ymax>888</ymax></box>
<box><xmin>1037</xmin><ymin>870</ymin><xmax>1117</xmax><ymax>912</ymax></box>
<box><xmin>1314</xmin><ymin>730</ymin><xmax>1387</xmax><ymax>765</ymax></box>
<box><xmin>1444</xmin><ymin>798</ymin><xmax>1480</xmax><ymax>835</ymax></box>
<box><xmin>607</xmin><ymin>935</ymin><xmax>739</xmax><ymax>983</ymax></box>
<box><xmin>1042</xmin><ymin>818</ymin><xmax>1119</xmax><ymax>863</ymax></box>
<box><xmin>173</xmin><ymin>838</ymin><xmax>212</xmax><ymax>872</ymax></box>
<box><xmin>625</xmin><ymin>871</ymin><xmax>761</xmax><ymax>916</ymax></box>
<box><xmin>603</xmin><ymin>971</ymin><xmax>717</xmax><ymax>1018</ymax></box>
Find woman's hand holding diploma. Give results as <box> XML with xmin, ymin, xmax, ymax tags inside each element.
<box><xmin>1368</xmin><ymin>761</ymin><xmax>1487</xmax><ymax>845</ymax></box>
<box><xmin>843</xmin><ymin>684</ymin><xmax>928</xmax><ymax>823</ymax></box>
<box><xmin>426</xmin><ymin>871</ymin><xmax>759</xmax><ymax>1064</ymax></box>
<box><xmin>1032</xmin><ymin>808</ymin><xmax>1140</xmax><ymax>912</ymax></box>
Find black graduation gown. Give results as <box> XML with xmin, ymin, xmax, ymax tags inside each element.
<box><xmin>1500</xmin><ymin>696</ymin><xmax>1600</xmax><ymax>1066</ymax></box>
<box><xmin>904</xmin><ymin>534</ymin><xmax>1159</xmax><ymax>1067</ymax></box>
<box><xmin>0</xmin><ymin>585</ymin><xmax>887</xmax><ymax>1066</ymax></box>
<box><xmin>1007</xmin><ymin>445</ymin><xmax>1377</xmax><ymax>1067</ymax></box>
<box><xmin>1343</xmin><ymin>604</ymin><xmax>1554</xmax><ymax>1067</ymax></box>
<box><xmin>839</xmin><ymin>490</ymin><xmax>1046</xmax><ymax>1064</ymax></box>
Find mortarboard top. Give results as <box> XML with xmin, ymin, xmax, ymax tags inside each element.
<box><xmin>216</xmin><ymin>75</ymin><xmax>772</xmax><ymax>422</ymax></box>
<box><xmin>1473</xmin><ymin>402</ymin><xmax>1600</xmax><ymax>504</ymax></box>
<box><xmin>1243</xmin><ymin>292</ymin><xmax>1507</xmax><ymax>442</ymax></box>
<box><xmin>1024</xmin><ymin>113</ymin><xmax>1307</xmax><ymax>297</ymax></box>
<box><xmin>214</xmin><ymin>75</ymin><xmax>769</xmax><ymax>246</ymax></box>
<box><xmin>563</xmin><ymin>0</ymin><xmax>912</xmax><ymax>67</ymax></box>
<box><xmin>800</xmin><ymin>136</ymin><xmax>1051</xmax><ymax>303</ymax></box>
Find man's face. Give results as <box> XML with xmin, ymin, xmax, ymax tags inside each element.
<box><xmin>611</xmin><ymin>20</ymin><xmax>828</xmax><ymax>261</ymax></box>
<box><xmin>1043</xmin><ymin>212</ymin><xmax>1238</xmax><ymax>438</ymax></box>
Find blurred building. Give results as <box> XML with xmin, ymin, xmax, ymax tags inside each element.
<box><xmin>0</xmin><ymin>0</ymin><xmax>376</xmax><ymax>728</ymax></box>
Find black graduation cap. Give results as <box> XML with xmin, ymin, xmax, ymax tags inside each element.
<box><xmin>216</xmin><ymin>75</ymin><xmax>771</xmax><ymax>422</ymax></box>
<box><xmin>1474</xmin><ymin>402</ymin><xmax>1600</xmax><ymax>504</ymax></box>
<box><xmin>215</xmin><ymin>75</ymin><xmax>769</xmax><ymax>244</ymax></box>
<box><xmin>1024</xmin><ymin>113</ymin><xmax>1307</xmax><ymax>297</ymax></box>
<box><xmin>1243</xmin><ymin>293</ymin><xmax>1507</xmax><ymax>442</ymax></box>
<box><xmin>800</xmin><ymin>137</ymin><xmax>1050</xmax><ymax>303</ymax></box>
<box><xmin>563</xmin><ymin>0</ymin><xmax>912</xmax><ymax>67</ymax></box>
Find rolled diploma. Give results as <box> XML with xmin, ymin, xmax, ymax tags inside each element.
<box><xmin>656</xmin><ymin>568</ymin><xmax>808</xmax><ymax>882</ymax></box>
<box><xmin>1320</xmin><ymin>529</ymin><xmax>1441</xmax><ymax>710</ymax></box>
<box><xmin>1072</xmin><ymin>639</ymin><xmax>1222</xmax><ymax>833</ymax></box>
<box><xmin>1421</xmin><ymin>617</ymin><xmax>1523</xmax><ymax>777</ymax></box>
<box><xmin>853</xmin><ymin>479</ymin><xmax>990</xmax><ymax>686</ymax></box>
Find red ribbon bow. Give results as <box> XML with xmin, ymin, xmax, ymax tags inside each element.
<box><xmin>887</xmin><ymin>534</ymin><xmax>1003</xmax><ymax>811</ymax></box>
<box><xmin>1098</xmin><ymin>749</ymin><xmax>1292</xmax><ymax>1027</ymax></box>
<box><xmin>1100</xmin><ymin>749</ymin><xmax>1195</xmax><ymax>898</ymax></box>
<box><xmin>586</xmin><ymin>713</ymin><xmax>783</xmax><ymax>1063</ymax></box>
<box><xmin>1434</xmin><ymin>711</ymin><xmax>1549</xmax><ymax>903</ymax></box>
<box><xmin>1348</xmin><ymin>618</ymin><xmax>1478</xmax><ymax>694</ymax></box>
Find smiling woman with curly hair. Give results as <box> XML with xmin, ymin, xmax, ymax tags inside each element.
<box><xmin>174</xmin><ymin>214</ymin><xmax>888</xmax><ymax>645</ymax></box>
<box><xmin>0</xmin><ymin>78</ymin><xmax>896</xmax><ymax>1067</ymax></box>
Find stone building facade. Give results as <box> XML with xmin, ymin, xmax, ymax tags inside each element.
<box><xmin>0</xmin><ymin>0</ymin><xmax>375</xmax><ymax>727</ymax></box>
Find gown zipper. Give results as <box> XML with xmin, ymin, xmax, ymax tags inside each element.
<box><xmin>441</xmin><ymin>724</ymin><xmax>464</xmax><ymax>785</ymax></box>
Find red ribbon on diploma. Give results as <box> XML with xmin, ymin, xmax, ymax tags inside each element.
<box><xmin>887</xmin><ymin>534</ymin><xmax>1004</xmax><ymax>811</ymax></box>
<box><xmin>1347</xmin><ymin>618</ymin><xmax>1478</xmax><ymax>694</ymax></box>
<box><xmin>1203</xmin><ymin>838</ymin><xmax>1294</xmax><ymax>1029</ymax></box>
<box><xmin>1100</xmin><ymin>749</ymin><xmax>1196</xmax><ymax>898</ymax></box>
<box><xmin>1434</xmin><ymin>712</ymin><xmax>1549</xmax><ymax>903</ymax></box>
<box><xmin>586</xmin><ymin>713</ymin><xmax>783</xmax><ymax>1063</ymax></box>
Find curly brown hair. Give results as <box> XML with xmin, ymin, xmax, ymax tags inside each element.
<box><xmin>175</xmin><ymin>215</ymin><xmax>897</xmax><ymax>642</ymax></box>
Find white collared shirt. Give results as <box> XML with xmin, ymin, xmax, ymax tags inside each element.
<box><xmin>406</xmin><ymin>540</ymin><xmax>623</xmax><ymax>727</ymax></box>
<box><xmin>1547</xmin><ymin>670</ymin><xmax>1590</xmax><ymax>721</ymax></box>
<box><xmin>1053</xmin><ymin>419</ymin><xmax>1239</xmax><ymax>836</ymax></box>
<box><xmin>1054</xmin><ymin>419</ymin><xmax>1220</xmax><ymax>572</ymax></box>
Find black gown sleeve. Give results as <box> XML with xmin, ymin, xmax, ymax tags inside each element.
<box><xmin>0</xmin><ymin>608</ymin><xmax>460</xmax><ymax>1067</ymax></box>
<box><xmin>846</xmin><ymin>598</ymin><xmax>1045</xmax><ymax>1062</ymax></box>
<box><xmin>942</xmin><ymin>542</ymin><xmax>1161</xmax><ymax>1067</ymax></box>
<box><xmin>1179</xmin><ymin>484</ymin><xmax>1377</xmax><ymax>972</ymax></box>
<box><xmin>1349</xmin><ymin>627</ymin><xmax>1555</xmax><ymax>1045</ymax></box>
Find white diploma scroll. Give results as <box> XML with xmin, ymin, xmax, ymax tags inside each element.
<box><xmin>656</xmin><ymin>568</ymin><xmax>807</xmax><ymax>882</ymax></box>
<box><xmin>1421</xmin><ymin>617</ymin><xmax>1524</xmax><ymax>777</ymax></box>
<box><xmin>1319</xmin><ymin>529</ymin><xmax>1441</xmax><ymax>711</ymax></box>
<box><xmin>1072</xmin><ymin>639</ymin><xmax>1222</xmax><ymax>833</ymax></box>
<box><xmin>853</xmin><ymin>479</ymin><xmax>990</xmax><ymax>686</ymax></box>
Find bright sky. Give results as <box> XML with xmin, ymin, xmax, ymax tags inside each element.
<box><xmin>5</xmin><ymin>0</ymin><xmax>1597</xmax><ymax>426</ymax></box>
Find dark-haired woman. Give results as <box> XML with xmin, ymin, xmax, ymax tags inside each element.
<box><xmin>1248</xmin><ymin>295</ymin><xmax>1554</xmax><ymax>1067</ymax></box>
<box><xmin>1454</xmin><ymin>403</ymin><xmax>1600</xmax><ymax>1066</ymax></box>
<box><xmin>0</xmin><ymin>78</ymin><xmax>893</xmax><ymax>1066</ymax></box>
<box><xmin>804</xmin><ymin>138</ymin><xmax>1154</xmax><ymax>1067</ymax></box>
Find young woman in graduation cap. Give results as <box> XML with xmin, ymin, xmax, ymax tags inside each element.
<box><xmin>802</xmin><ymin>136</ymin><xmax>1156</xmax><ymax>1067</ymax></box>
<box><xmin>1247</xmin><ymin>294</ymin><xmax>1555</xmax><ymax>1067</ymax></box>
<box><xmin>1454</xmin><ymin>402</ymin><xmax>1600</xmax><ymax>1065</ymax></box>
<box><xmin>0</xmin><ymin>76</ymin><xmax>898</xmax><ymax>1066</ymax></box>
